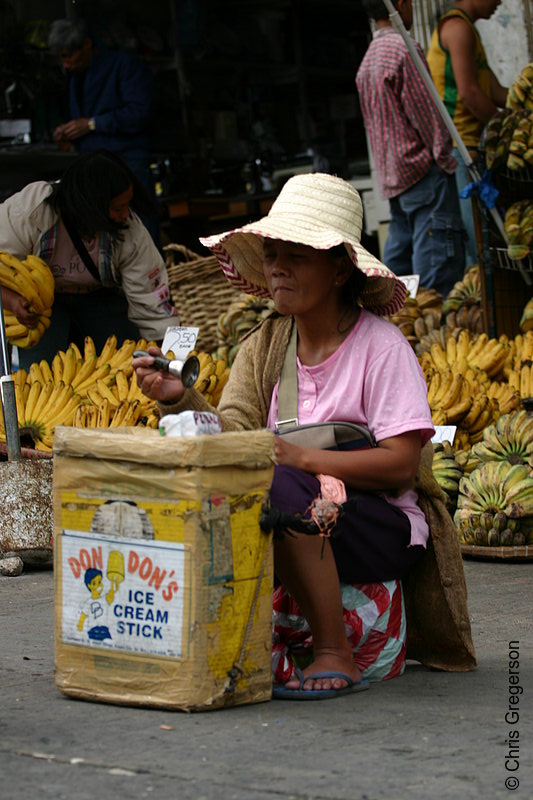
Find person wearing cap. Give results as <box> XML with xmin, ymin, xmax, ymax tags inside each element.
<box><xmin>134</xmin><ymin>173</ymin><xmax>476</xmax><ymax>699</ymax></box>
<box><xmin>356</xmin><ymin>0</ymin><xmax>465</xmax><ymax>297</ymax></box>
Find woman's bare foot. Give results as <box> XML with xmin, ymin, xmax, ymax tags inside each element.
<box><xmin>284</xmin><ymin>649</ymin><xmax>363</xmax><ymax>692</ymax></box>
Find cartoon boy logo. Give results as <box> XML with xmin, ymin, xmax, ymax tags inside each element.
<box><xmin>77</xmin><ymin>566</ymin><xmax>120</xmax><ymax>641</ymax></box>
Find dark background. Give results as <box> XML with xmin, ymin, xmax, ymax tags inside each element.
<box><xmin>0</xmin><ymin>0</ymin><xmax>374</xmax><ymax>247</ymax></box>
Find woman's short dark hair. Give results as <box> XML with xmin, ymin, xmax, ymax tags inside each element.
<box><xmin>328</xmin><ymin>244</ymin><xmax>367</xmax><ymax>310</ymax></box>
<box><xmin>46</xmin><ymin>150</ymin><xmax>156</xmax><ymax>239</ymax></box>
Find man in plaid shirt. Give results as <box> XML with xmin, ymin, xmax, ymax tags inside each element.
<box><xmin>356</xmin><ymin>0</ymin><xmax>465</xmax><ymax>297</ymax></box>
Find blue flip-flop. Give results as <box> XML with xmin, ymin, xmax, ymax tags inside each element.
<box><xmin>272</xmin><ymin>668</ymin><xmax>369</xmax><ymax>700</ymax></box>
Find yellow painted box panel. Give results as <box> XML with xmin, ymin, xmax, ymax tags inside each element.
<box><xmin>53</xmin><ymin>426</ymin><xmax>275</xmax><ymax>711</ymax></box>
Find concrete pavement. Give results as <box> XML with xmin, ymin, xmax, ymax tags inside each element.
<box><xmin>1</xmin><ymin>559</ymin><xmax>532</xmax><ymax>800</ymax></box>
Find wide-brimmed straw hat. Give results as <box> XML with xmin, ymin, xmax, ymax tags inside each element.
<box><xmin>199</xmin><ymin>172</ymin><xmax>406</xmax><ymax>316</ymax></box>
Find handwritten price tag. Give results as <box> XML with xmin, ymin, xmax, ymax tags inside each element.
<box><xmin>398</xmin><ymin>274</ymin><xmax>420</xmax><ymax>299</ymax></box>
<box><xmin>432</xmin><ymin>426</ymin><xmax>457</xmax><ymax>445</ymax></box>
<box><xmin>162</xmin><ymin>326</ymin><xmax>199</xmax><ymax>361</ymax></box>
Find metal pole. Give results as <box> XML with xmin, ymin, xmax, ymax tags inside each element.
<box><xmin>0</xmin><ymin>291</ymin><xmax>22</xmax><ymax>461</ymax></box>
<box><xmin>381</xmin><ymin>0</ymin><xmax>531</xmax><ymax>286</ymax></box>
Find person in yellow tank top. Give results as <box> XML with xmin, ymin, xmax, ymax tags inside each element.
<box><xmin>427</xmin><ymin>0</ymin><xmax>508</xmax><ymax>265</ymax></box>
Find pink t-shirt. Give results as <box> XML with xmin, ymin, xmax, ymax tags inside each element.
<box><xmin>50</xmin><ymin>219</ymin><xmax>101</xmax><ymax>293</ymax></box>
<box><xmin>267</xmin><ymin>310</ymin><xmax>435</xmax><ymax>547</ymax></box>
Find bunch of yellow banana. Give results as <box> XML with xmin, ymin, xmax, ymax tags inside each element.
<box><xmin>431</xmin><ymin>441</ymin><xmax>464</xmax><ymax>511</ymax></box>
<box><xmin>467</xmin><ymin>409</ymin><xmax>533</xmax><ymax>473</ymax></box>
<box><xmin>455</xmin><ymin>508</ymin><xmax>528</xmax><ymax>548</ymax></box>
<box><xmin>410</xmin><ymin>310</ymin><xmax>441</xmax><ymax>343</ymax></box>
<box><xmin>63</xmin><ymin>335</ymin><xmax>159</xmax><ymax>429</ymax></box>
<box><xmin>520</xmin><ymin>297</ymin><xmax>533</xmax><ymax>333</ymax></box>
<box><xmin>414</xmin><ymin>323</ymin><xmax>449</xmax><ymax>357</ymax></box>
<box><xmin>453</xmin><ymin>429</ymin><xmax>472</xmax><ymax>453</ymax></box>
<box><xmin>217</xmin><ymin>294</ymin><xmax>275</xmax><ymax>365</ymax></box>
<box><xmin>387</xmin><ymin>295</ymin><xmax>437</xmax><ymax>348</ymax></box>
<box><xmin>189</xmin><ymin>350</ymin><xmax>231</xmax><ymax>407</ymax></box>
<box><xmin>0</xmin><ymin>252</ymin><xmax>55</xmax><ymax>348</ymax></box>
<box><xmin>427</xmin><ymin>367</ymin><xmax>472</xmax><ymax>425</ymax></box>
<box><xmin>387</xmin><ymin>287</ymin><xmax>442</xmax><ymax>346</ymax></box>
<box><xmin>73</xmin><ymin>397</ymin><xmax>150</xmax><ymax>430</ymax></box>
<box><xmin>486</xmin><ymin>380</ymin><xmax>521</xmax><ymax>416</ymax></box>
<box><xmin>454</xmin><ymin>460</ymin><xmax>533</xmax><ymax>544</ymax></box>
<box><xmin>506</xmin><ymin>63</ymin><xmax>533</xmax><ymax>113</ymax></box>
<box><xmin>45</xmin><ymin>334</ymin><xmax>153</xmax><ymax>394</ymax></box>
<box><xmin>445</xmin><ymin>304</ymin><xmax>485</xmax><ymax>336</ymax></box>
<box><xmin>442</xmin><ymin>266</ymin><xmax>484</xmax><ymax>335</ymax></box>
<box><xmin>457</xmin><ymin>392</ymin><xmax>498</xmax><ymax>444</ymax></box>
<box><xmin>503</xmin><ymin>200</ymin><xmax>533</xmax><ymax>260</ymax></box>
<box><xmin>420</xmin><ymin>330</ymin><xmax>508</xmax><ymax>442</ymax></box>
<box><xmin>508</xmin><ymin>114</ymin><xmax>533</xmax><ymax>170</ymax></box>
<box><xmin>0</xmin><ymin>335</ymin><xmax>165</xmax><ymax>451</ymax></box>
<box><xmin>518</xmin><ymin>361</ymin><xmax>533</xmax><ymax>400</ymax></box>
<box><xmin>484</xmin><ymin>108</ymin><xmax>514</xmax><ymax>170</ymax></box>
<box><xmin>442</xmin><ymin>265</ymin><xmax>481</xmax><ymax>315</ymax></box>
<box><xmin>389</xmin><ymin>297</ymin><xmax>422</xmax><ymax>346</ymax></box>
<box><xmin>420</xmin><ymin>329</ymin><xmax>508</xmax><ymax>381</ymax></box>
<box><xmin>505</xmin><ymin>330</ymin><xmax>533</xmax><ymax>400</ymax></box>
<box><xmin>415</xmin><ymin>286</ymin><xmax>442</xmax><ymax>309</ymax></box>
<box><xmin>465</xmin><ymin>332</ymin><xmax>510</xmax><ymax>378</ymax></box>
<box><xmin>0</xmin><ymin>365</ymin><xmax>81</xmax><ymax>451</ymax></box>
<box><xmin>484</xmin><ymin>107</ymin><xmax>533</xmax><ymax>171</ymax></box>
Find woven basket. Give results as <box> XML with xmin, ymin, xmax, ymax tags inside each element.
<box><xmin>461</xmin><ymin>543</ymin><xmax>533</xmax><ymax>562</ymax></box>
<box><xmin>164</xmin><ymin>245</ymin><xmax>242</xmax><ymax>353</ymax></box>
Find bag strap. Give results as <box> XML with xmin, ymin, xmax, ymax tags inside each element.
<box><xmin>276</xmin><ymin>319</ymin><xmax>298</xmax><ymax>431</ymax></box>
<box><xmin>61</xmin><ymin>213</ymin><xmax>101</xmax><ymax>283</ymax></box>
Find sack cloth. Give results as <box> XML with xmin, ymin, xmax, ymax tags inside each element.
<box><xmin>273</xmin><ymin>579</ymin><xmax>407</xmax><ymax>684</ymax></box>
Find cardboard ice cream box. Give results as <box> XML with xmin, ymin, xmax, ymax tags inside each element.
<box><xmin>52</xmin><ymin>425</ymin><xmax>275</xmax><ymax>711</ymax></box>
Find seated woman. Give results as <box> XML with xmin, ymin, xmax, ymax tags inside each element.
<box><xmin>133</xmin><ymin>173</ymin><xmax>476</xmax><ymax>699</ymax></box>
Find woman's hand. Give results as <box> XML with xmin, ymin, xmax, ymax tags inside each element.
<box><xmin>132</xmin><ymin>346</ymin><xmax>186</xmax><ymax>404</ymax></box>
<box><xmin>1</xmin><ymin>287</ymin><xmax>40</xmax><ymax>326</ymax></box>
<box><xmin>274</xmin><ymin>435</ymin><xmax>306</xmax><ymax>468</ymax></box>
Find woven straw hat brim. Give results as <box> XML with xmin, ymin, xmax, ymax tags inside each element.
<box><xmin>200</xmin><ymin>225</ymin><xmax>407</xmax><ymax>316</ymax></box>
<box><xmin>199</xmin><ymin>172</ymin><xmax>407</xmax><ymax>316</ymax></box>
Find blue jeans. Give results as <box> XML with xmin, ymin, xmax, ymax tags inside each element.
<box><xmin>384</xmin><ymin>163</ymin><xmax>466</xmax><ymax>298</ymax></box>
<box><xmin>453</xmin><ymin>147</ymin><xmax>478</xmax><ymax>267</ymax></box>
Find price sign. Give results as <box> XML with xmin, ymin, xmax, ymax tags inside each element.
<box><xmin>162</xmin><ymin>326</ymin><xmax>199</xmax><ymax>361</ymax></box>
<box><xmin>432</xmin><ymin>425</ymin><xmax>457</xmax><ymax>445</ymax></box>
<box><xmin>398</xmin><ymin>274</ymin><xmax>420</xmax><ymax>299</ymax></box>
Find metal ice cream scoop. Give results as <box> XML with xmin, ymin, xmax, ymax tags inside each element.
<box><xmin>132</xmin><ymin>350</ymin><xmax>200</xmax><ymax>388</ymax></box>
